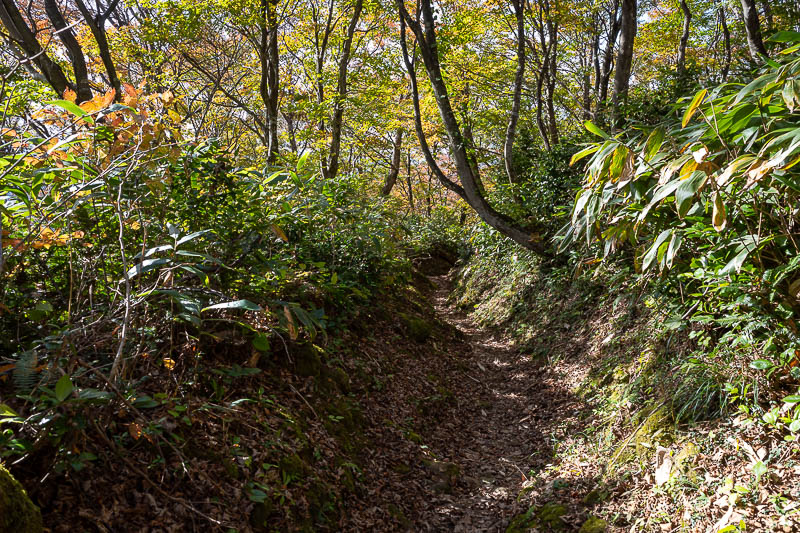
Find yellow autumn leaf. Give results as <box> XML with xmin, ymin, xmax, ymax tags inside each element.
<box><xmin>271</xmin><ymin>224</ymin><xmax>289</xmax><ymax>242</ymax></box>
<box><xmin>682</xmin><ymin>88</ymin><xmax>708</xmax><ymax>128</ymax></box>
<box><xmin>163</xmin><ymin>357</ymin><xmax>176</xmax><ymax>370</ymax></box>
<box><xmin>63</xmin><ymin>88</ymin><xmax>77</xmax><ymax>103</ymax></box>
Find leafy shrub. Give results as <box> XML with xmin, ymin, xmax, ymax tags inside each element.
<box><xmin>565</xmin><ymin>34</ymin><xmax>800</xmax><ymax>423</ymax></box>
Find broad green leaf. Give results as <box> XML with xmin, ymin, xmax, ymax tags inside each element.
<box><xmin>297</xmin><ymin>151</ymin><xmax>310</xmax><ymax>172</ymax></box>
<box><xmin>682</xmin><ymin>89</ymin><xmax>707</xmax><ymax>128</ymax></box>
<box><xmin>570</xmin><ymin>144</ymin><xmax>601</xmax><ymax>166</ymax></box>
<box><xmin>252</xmin><ymin>333</ymin><xmax>270</xmax><ymax>352</ymax></box>
<box><xmin>176</xmin><ymin>230</ymin><xmax>211</xmax><ymax>246</ymax></box>
<box><xmin>783</xmin><ymin>395</ymin><xmax>800</xmax><ymax>403</ymax></box>
<box><xmin>126</xmin><ymin>258</ymin><xmax>170</xmax><ymax>278</ymax></box>
<box><xmin>767</xmin><ymin>31</ymin><xmax>800</xmax><ymax>43</ymax></box>
<box><xmin>749</xmin><ymin>359</ymin><xmax>771</xmax><ymax>370</ymax></box>
<box><xmin>0</xmin><ymin>403</ymin><xmax>18</xmax><ymax>417</ymax></box>
<box><xmin>666</xmin><ymin>232</ymin><xmax>683</xmax><ymax>269</ymax></box>
<box><xmin>202</xmin><ymin>299</ymin><xmax>262</xmax><ymax>312</ymax></box>
<box><xmin>643</xmin><ymin>127</ymin><xmax>664</xmax><ymax>161</ymax></box>
<box><xmin>642</xmin><ymin>229</ymin><xmax>672</xmax><ymax>272</ymax></box>
<box><xmin>608</xmin><ymin>146</ymin><xmax>628</xmax><ymax>180</ymax></box>
<box><xmin>584</xmin><ymin>121</ymin><xmax>609</xmax><ymax>139</ymax></box>
<box><xmin>753</xmin><ymin>461</ymin><xmax>767</xmax><ymax>481</ymax></box>
<box><xmin>675</xmin><ymin>171</ymin><xmax>707</xmax><ymax>218</ymax></box>
<box><xmin>55</xmin><ymin>374</ymin><xmax>74</xmax><ymax>402</ymax></box>
<box><xmin>46</xmin><ymin>100</ymin><xmax>94</xmax><ymax>124</ymax></box>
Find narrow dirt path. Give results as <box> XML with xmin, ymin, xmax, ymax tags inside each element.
<box><xmin>346</xmin><ymin>273</ymin><xmax>584</xmax><ymax>531</ymax></box>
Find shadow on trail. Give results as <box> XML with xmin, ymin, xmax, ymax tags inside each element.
<box><xmin>344</xmin><ymin>272</ymin><xmax>590</xmax><ymax>532</ymax></box>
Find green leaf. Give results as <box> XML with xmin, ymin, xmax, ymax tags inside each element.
<box><xmin>252</xmin><ymin>333</ymin><xmax>270</xmax><ymax>352</ymax></box>
<box><xmin>783</xmin><ymin>395</ymin><xmax>800</xmax><ymax>403</ymax></box>
<box><xmin>790</xmin><ymin>419</ymin><xmax>800</xmax><ymax>433</ymax></box>
<box><xmin>644</xmin><ymin>127</ymin><xmax>665</xmax><ymax>161</ymax></box>
<box><xmin>176</xmin><ymin>230</ymin><xmax>211</xmax><ymax>246</ymax></box>
<box><xmin>584</xmin><ymin>121</ymin><xmax>609</xmax><ymax>139</ymax></box>
<box><xmin>665</xmin><ymin>232</ymin><xmax>683</xmax><ymax>269</ymax></box>
<box><xmin>753</xmin><ymin>461</ymin><xmax>767</xmax><ymax>480</ymax></box>
<box><xmin>750</xmin><ymin>359</ymin><xmax>772</xmax><ymax>370</ymax></box>
<box><xmin>0</xmin><ymin>403</ymin><xmax>18</xmax><ymax>417</ymax></box>
<box><xmin>767</xmin><ymin>31</ymin><xmax>800</xmax><ymax>43</ymax></box>
<box><xmin>642</xmin><ymin>229</ymin><xmax>672</xmax><ymax>272</ymax></box>
<box><xmin>682</xmin><ymin>89</ymin><xmax>707</xmax><ymax>128</ymax></box>
<box><xmin>202</xmin><ymin>299</ymin><xmax>263</xmax><ymax>312</ymax></box>
<box><xmin>720</xmin><ymin>245</ymin><xmax>752</xmax><ymax>275</ymax></box>
<box><xmin>675</xmin><ymin>171</ymin><xmax>707</xmax><ymax>218</ymax></box>
<box><xmin>297</xmin><ymin>151</ymin><xmax>310</xmax><ymax>173</ymax></box>
<box><xmin>46</xmin><ymin>100</ymin><xmax>94</xmax><ymax>124</ymax></box>
<box><xmin>55</xmin><ymin>374</ymin><xmax>74</xmax><ymax>402</ymax></box>
<box><xmin>570</xmin><ymin>144</ymin><xmax>601</xmax><ymax>166</ymax></box>
<box><xmin>127</xmin><ymin>258</ymin><xmax>171</xmax><ymax>278</ymax></box>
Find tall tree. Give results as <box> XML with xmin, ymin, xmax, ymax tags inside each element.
<box><xmin>504</xmin><ymin>0</ymin><xmax>525</xmax><ymax>184</ymax></box>
<box><xmin>74</xmin><ymin>0</ymin><xmax>123</xmax><ymax>99</ymax></box>
<box><xmin>396</xmin><ymin>0</ymin><xmax>550</xmax><ymax>256</ymax></box>
<box><xmin>321</xmin><ymin>0</ymin><xmax>363</xmax><ymax>180</ymax></box>
<box><xmin>740</xmin><ymin>0</ymin><xmax>767</xmax><ymax>59</ymax></box>
<box><xmin>612</xmin><ymin>0</ymin><xmax>636</xmax><ymax>122</ymax></box>
<box><xmin>677</xmin><ymin>0</ymin><xmax>691</xmax><ymax>75</ymax></box>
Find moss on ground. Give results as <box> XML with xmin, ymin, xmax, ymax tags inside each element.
<box><xmin>0</xmin><ymin>463</ymin><xmax>42</xmax><ymax>533</ymax></box>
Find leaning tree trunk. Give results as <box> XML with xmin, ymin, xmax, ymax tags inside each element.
<box><xmin>740</xmin><ymin>0</ymin><xmax>767</xmax><ymax>59</ymax></box>
<box><xmin>74</xmin><ymin>0</ymin><xmax>122</xmax><ymax>100</ymax></box>
<box><xmin>0</xmin><ymin>463</ymin><xmax>42</xmax><ymax>533</ymax></box>
<box><xmin>397</xmin><ymin>0</ymin><xmax>551</xmax><ymax>257</ymax></box>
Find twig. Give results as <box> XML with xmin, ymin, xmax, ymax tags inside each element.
<box><xmin>288</xmin><ymin>383</ymin><xmax>319</xmax><ymax>419</ymax></box>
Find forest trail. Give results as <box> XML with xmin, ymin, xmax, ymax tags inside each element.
<box><xmin>348</xmin><ymin>272</ymin><xmax>585</xmax><ymax>531</ymax></box>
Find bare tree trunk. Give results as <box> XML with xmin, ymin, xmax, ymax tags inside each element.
<box><xmin>406</xmin><ymin>148</ymin><xmax>414</xmax><ymax>212</ymax></box>
<box><xmin>598</xmin><ymin>0</ymin><xmax>620</xmax><ymax>123</ymax></box>
<box><xmin>397</xmin><ymin>0</ymin><xmax>551</xmax><ymax>257</ymax></box>
<box><xmin>612</xmin><ymin>0</ymin><xmax>636</xmax><ymax>125</ymax></box>
<box><xmin>45</xmin><ymin>0</ymin><xmax>92</xmax><ymax>102</ymax></box>
<box><xmin>282</xmin><ymin>109</ymin><xmax>299</xmax><ymax>153</ymax></box>
<box><xmin>258</xmin><ymin>0</ymin><xmax>281</xmax><ymax>163</ymax></box>
<box><xmin>504</xmin><ymin>0</ymin><xmax>525</xmax><ymax>184</ymax></box>
<box><xmin>740</xmin><ymin>0</ymin><xmax>767</xmax><ymax>59</ymax></box>
<box><xmin>322</xmin><ymin>0</ymin><xmax>364</xmax><ymax>180</ymax></box>
<box><xmin>0</xmin><ymin>0</ymin><xmax>73</xmax><ymax>97</ymax></box>
<box><xmin>677</xmin><ymin>0</ymin><xmax>691</xmax><ymax>75</ymax></box>
<box><xmin>381</xmin><ymin>128</ymin><xmax>404</xmax><ymax>195</ymax></box>
<box><xmin>546</xmin><ymin>20</ymin><xmax>559</xmax><ymax>145</ymax></box>
<box><xmin>74</xmin><ymin>0</ymin><xmax>122</xmax><ymax>100</ymax></box>
<box><xmin>720</xmin><ymin>7</ymin><xmax>731</xmax><ymax>81</ymax></box>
